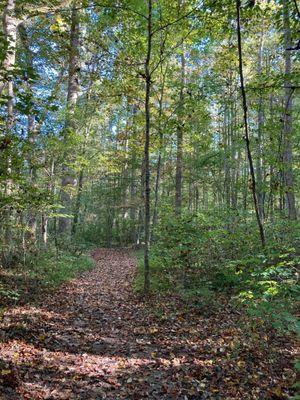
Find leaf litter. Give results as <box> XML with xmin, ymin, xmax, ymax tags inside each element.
<box><xmin>0</xmin><ymin>249</ymin><xmax>297</xmax><ymax>399</ymax></box>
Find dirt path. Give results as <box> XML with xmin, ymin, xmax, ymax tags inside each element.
<box><xmin>0</xmin><ymin>249</ymin><xmax>296</xmax><ymax>399</ymax></box>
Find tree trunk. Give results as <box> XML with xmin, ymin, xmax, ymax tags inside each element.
<box><xmin>0</xmin><ymin>0</ymin><xmax>17</xmax><ymax>97</ymax></box>
<box><xmin>236</xmin><ymin>0</ymin><xmax>265</xmax><ymax>247</ymax></box>
<box><xmin>42</xmin><ymin>159</ymin><xmax>55</xmax><ymax>248</ymax></box>
<box><xmin>59</xmin><ymin>1</ymin><xmax>81</xmax><ymax>234</ymax></box>
<box><xmin>130</xmin><ymin>153</ymin><xmax>137</xmax><ymax>242</ymax></box>
<box><xmin>256</xmin><ymin>23</ymin><xmax>265</xmax><ymax>220</ymax></box>
<box><xmin>282</xmin><ymin>0</ymin><xmax>297</xmax><ymax>220</ymax></box>
<box><xmin>223</xmin><ymin>105</ymin><xmax>231</xmax><ymax>209</ymax></box>
<box><xmin>175</xmin><ymin>51</ymin><xmax>185</xmax><ymax>215</ymax></box>
<box><xmin>72</xmin><ymin>169</ymin><xmax>84</xmax><ymax>236</ymax></box>
<box><xmin>143</xmin><ymin>0</ymin><xmax>153</xmax><ymax>294</ymax></box>
<box><xmin>1</xmin><ymin>0</ymin><xmax>17</xmax><ymax>262</ymax></box>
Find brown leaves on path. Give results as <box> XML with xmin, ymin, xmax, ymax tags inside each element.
<box><xmin>0</xmin><ymin>249</ymin><xmax>297</xmax><ymax>399</ymax></box>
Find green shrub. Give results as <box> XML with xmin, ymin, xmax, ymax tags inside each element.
<box><xmin>138</xmin><ymin>210</ymin><xmax>299</xmax><ymax>331</ymax></box>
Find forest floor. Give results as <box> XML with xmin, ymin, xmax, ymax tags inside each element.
<box><xmin>0</xmin><ymin>249</ymin><xmax>297</xmax><ymax>400</ymax></box>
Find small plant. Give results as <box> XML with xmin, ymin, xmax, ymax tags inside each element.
<box><xmin>0</xmin><ymin>285</ymin><xmax>20</xmax><ymax>302</ymax></box>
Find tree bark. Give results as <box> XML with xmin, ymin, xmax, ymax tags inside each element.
<box><xmin>282</xmin><ymin>0</ymin><xmax>297</xmax><ymax>220</ymax></box>
<box><xmin>175</xmin><ymin>50</ymin><xmax>185</xmax><ymax>215</ymax></box>
<box><xmin>223</xmin><ymin>105</ymin><xmax>231</xmax><ymax>209</ymax></box>
<box><xmin>72</xmin><ymin>169</ymin><xmax>83</xmax><ymax>236</ymax></box>
<box><xmin>1</xmin><ymin>0</ymin><xmax>17</xmax><ymax>263</ymax></box>
<box><xmin>143</xmin><ymin>0</ymin><xmax>153</xmax><ymax>294</ymax></box>
<box><xmin>0</xmin><ymin>0</ymin><xmax>18</xmax><ymax>97</ymax></box>
<box><xmin>256</xmin><ymin>23</ymin><xmax>265</xmax><ymax>220</ymax></box>
<box><xmin>236</xmin><ymin>0</ymin><xmax>266</xmax><ymax>247</ymax></box>
<box><xmin>59</xmin><ymin>1</ymin><xmax>81</xmax><ymax>234</ymax></box>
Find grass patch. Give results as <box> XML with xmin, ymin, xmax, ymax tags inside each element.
<box><xmin>0</xmin><ymin>247</ymin><xmax>95</xmax><ymax>306</ymax></box>
<box><xmin>28</xmin><ymin>249</ymin><xmax>95</xmax><ymax>288</ymax></box>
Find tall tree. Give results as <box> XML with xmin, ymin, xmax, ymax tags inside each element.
<box><xmin>143</xmin><ymin>0</ymin><xmax>153</xmax><ymax>293</ymax></box>
<box><xmin>175</xmin><ymin>49</ymin><xmax>185</xmax><ymax>215</ymax></box>
<box><xmin>256</xmin><ymin>21</ymin><xmax>265</xmax><ymax>220</ymax></box>
<box><xmin>236</xmin><ymin>0</ymin><xmax>266</xmax><ymax>247</ymax></box>
<box><xmin>59</xmin><ymin>0</ymin><xmax>81</xmax><ymax>234</ymax></box>
<box><xmin>282</xmin><ymin>0</ymin><xmax>297</xmax><ymax>220</ymax></box>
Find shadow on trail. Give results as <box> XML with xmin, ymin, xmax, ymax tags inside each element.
<box><xmin>0</xmin><ymin>249</ymin><xmax>295</xmax><ymax>399</ymax></box>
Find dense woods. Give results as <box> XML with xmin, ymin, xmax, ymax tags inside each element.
<box><xmin>0</xmin><ymin>0</ymin><xmax>299</xmax><ymax>398</ymax></box>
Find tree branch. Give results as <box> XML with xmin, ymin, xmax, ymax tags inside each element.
<box><xmin>151</xmin><ymin>7</ymin><xmax>198</xmax><ymax>36</ymax></box>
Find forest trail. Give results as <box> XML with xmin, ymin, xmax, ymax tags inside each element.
<box><xmin>0</xmin><ymin>249</ymin><xmax>295</xmax><ymax>400</ymax></box>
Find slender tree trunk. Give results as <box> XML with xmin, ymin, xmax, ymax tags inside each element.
<box><xmin>41</xmin><ymin>214</ymin><xmax>48</xmax><ymax>247</ymax></box>
<box><xmin>152</xmin><ymin>141</ymin><xmax>162</xmax><ymax>228</ymax></box>
<box><xmin>4</xmin><ymin>79</ymin><xmax>14</xmax><ymax>260</ymax></box>
<box><xmin>72</xmin><ymin>169</ymin><xmax>84</xmax><ymax>236</ymax></box>
<box><xmin>137</xmin><ymin>157</ymin><xmax>145</xmax><ymax>246</ymax></box>
<box><xmin>256</xmin><ymin>23</ymin><xmax>265</xmax><ymax>220</ymax></box>
<box><xmin>282</xmin><ymin>0</ymin><xmax>297</xmax><ymax>219</ymax></box>
<box><xmin>223</xmin><ymin>105</ymin><xmax>231</xmax><ymax>209</ymax></box>
<box><xmin>175</xmin><ymin>51</ymin><xmax>185</xmax><ymax>215</ymax></box>
<box><xmin>231</xmin><ymin>100</ymin><xmax>239</xmax><ymax>210</ymax></box>
<box><xmin>130</xmin><ymin>153</ymin><xmax>137</xmax><ymax>242</ymax></box>
<box><xmin>236</xmin><ymin>0</ymin><xmax>265</xmax><ymax>247</ymax></box>
<box><xmin>59</xmin><ymin>1</ymin><xmax>81</xmax><ymax>234</ymax></box>
<box><xmin>143</xmin><ymin>0</ymin><xmax>153</xmax><ymax>294</ymax></box>
<box><xmin>229</xmin><ymin>85</ymin><xmax>236</xmax><ymax>210</ymax></box>
<box><xmin>266</xmin><ymin>94</ymin><xmax>275</xmax><ymax>221</ymax></box>
<box><xmin>188</xmin><ymin>180</ymin><xmax>192</xmax><ymax>211</ymax></box>
<box><xmin>195</xmin><ymin>186</ymin><xmax>199</xmax><ymax>211</ymax></box>
<box><xmin>42</xmin><ymin>159</ymin><xmax>55</xmax><ymax>247</ymax></box>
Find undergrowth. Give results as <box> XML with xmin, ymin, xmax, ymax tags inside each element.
<box><xmin>0</xmin><ymin>245</ymin><xmax>95</xmax><ymax>306</ymax></box>
<box><xmin>135</xmin><ymin>211</ymin><xmax>299</xmax><ymax>333</ymax></box>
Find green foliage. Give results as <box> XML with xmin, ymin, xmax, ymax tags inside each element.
<box><xmin>0</xmin><ymin>284</ymin><xmax>20</xmax><ymax>302</ymax></box>
<box><xmin>0</xmin><ymin>247</ymin><xmax>95</xmax><ymax>307</ymax></box>
<box><xmin>26</xmin><ymin>248</ymin><xmax>95</xmax><ymax>288</ymax></box>
<box><xmin>134</xmin><ymin>248</ymin><xmax>175</xmax><ymax>293</ymax></box>
<box><xmin>152</xmin><ymin>212</ymin><xmax>203</xmax><ymax>283</ymax></box>
<box><xmin>230</xmin><ymin>242</ymin><xmax>299</xmax><ymax>332</ymax></box>
<box><xmin>142</xmin><ymin>211</ymin><xmax>299</xmax><ymax>332</ymax></box>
